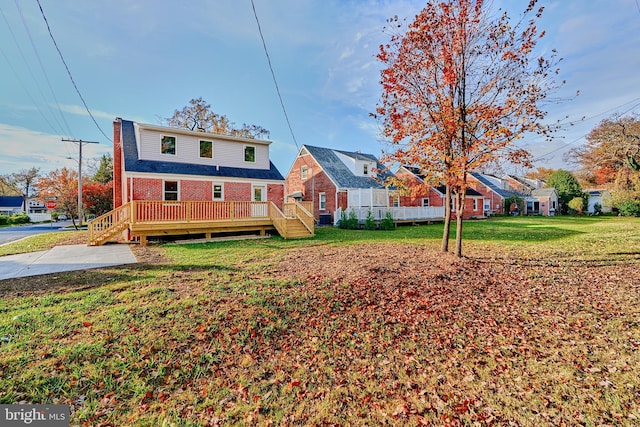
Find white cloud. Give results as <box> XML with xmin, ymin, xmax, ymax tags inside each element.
<box><xmin>0</xmin><ymin>123</ymin><xmax>111</xmax><ymax>175</ymax></box>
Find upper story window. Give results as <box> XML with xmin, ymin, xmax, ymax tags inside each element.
<box><xmin>301</xmin><ymin>165</ymin><xmax>308</xmax><ymax>180</ymax></box>
<box><xmin>200</xmin><ymin>140</ymin><xmax>213</xmax><ymax>158</ymax></box>
<box><xmin>161</xmin><ymin>136</ymin><xmax>176</xmax><ymax>155</ymax></box>
<box><xmin>422</xmin><ymin>198</ymin><xmax>430</xmax><ymax>207</ymax></box>
<box><xmin>244</xmin><ymin>145</ymin><xmax>256</xmax><ymax>163</ymax></box>
<box><xmin>363</xmin><ymin>164</ymin><xmax>368</xmax><ymax>175</ymax></box>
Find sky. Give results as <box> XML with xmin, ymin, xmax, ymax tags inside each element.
<box><xmin>1</xmin><ymin>0</ymin><xmax>640</xmax><ymax>179</ymax></box>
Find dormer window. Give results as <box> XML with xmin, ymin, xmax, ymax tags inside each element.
<box><xmin>161</xmin><ymin>136</ymin><xmax>176</xmax><ymax>155</ymax></box>
<box><xmin>244</xmin><ymin>145</ymin><xmax>256</xmax><ymax>163</ymax></box>
<box><xmin>363</xmin><ymin>164</ymin><xmax>368</xmax><ymax>175</ymax></box>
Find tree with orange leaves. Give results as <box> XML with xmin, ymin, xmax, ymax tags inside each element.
<box><xmin>375</xmin><ymin>0</ymin><xmax>562</xmax><ymax>256</ymax></box>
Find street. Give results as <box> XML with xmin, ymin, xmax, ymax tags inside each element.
<box><xmin>0</xmin><ymin>220</ymin><xmax>75</xmax><ymax>246</ymax></box>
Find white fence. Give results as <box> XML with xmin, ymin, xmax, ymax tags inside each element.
<box><xmin>28</xmin><ymin>213</ymin><xmax>52</xmax><ymax>223</ymax></box>
<box><xmin>347</xmin><ymin>188</ymin><xmax>391</xmax><ymax>207</ymax></box>
<box><xmin>334</xmin><ymin>206</ymin><xmax>445</xmax><ymax>225</ymax></box>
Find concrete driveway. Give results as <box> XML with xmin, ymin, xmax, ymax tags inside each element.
<box><xmin>0</xmin><ymin>244</ymin><xmax>138</xmax><ymax>280</ymax></box>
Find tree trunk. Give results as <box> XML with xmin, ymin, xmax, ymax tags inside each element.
<box><xmin>441</xmin><ymin>184</ymin><xmax>452</xmax><ymax>252</ymax></box>
<box><xmin>455</xmin><ymin>190</ymin><xmax>466</xmax><ymax>258</ymax></box>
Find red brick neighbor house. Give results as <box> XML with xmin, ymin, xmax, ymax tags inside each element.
<box><xmin>113</xmin><ymin>118</ymin><xmax>286</xmax><ymax>209</ymax></box>
<box><xmin>285</xmin><ymin>144</ymin><xmax>395</xmax><ymax>223</ymax></box>
<box><xmin>396</xmin><ymin>166</ymin><xmax>484</xmax><ymax>219</ymax></box>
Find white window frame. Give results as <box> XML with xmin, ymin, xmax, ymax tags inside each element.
<box><xmin>484</xmin><ymin>199</ymin><xmax>491</xmax><ymax>211</ymax></box>
<box><xmin>244</xmin><ymin>145</ymin><xmax>256</xmax><ymax>163</ymax></box>
<box><xmin>301</xmin><ymin>165</ymin><xmax>308</xmax><ymax>180</ymax></box>
<box><xmin>212</xmin><ymin>183</ymin><xmax>223</xmax><ymax>200</ymax></box>
<box><xmin>253</xmin><ymin>185</ymin><xmax>266</xmax><ymax>202</ymax></box>
<box><xmin>473</xmin><ymin>198</ymin><xmax>478</xmax><ymax>211</ymax></box>
<box><xmin>422</xmin><ymin>198</ymin><xmax>430</xmax><ymax>207</ymax></box>
<box><xmin>161</xmin><ymin>135</ymin><xmax>176</xmax><ymax>155</ymax></box>
<box><xmin>363</xmin><ymin>164</ymin><xmax>368</xmax><ymax>175</ymax></box>
<box><xmin>319</xmin><ymin>192</ymin><xmax>327</xmax><ymax>211</ymax></box>
<box><xmin>163</xmin><ymin>180</ymin><xmax>179</xmax><ymax>201</ymax></box>
<box><xmin>393</xmin><ymin>197</ymin><xmax>400</xmax><ymax>208</ymax></box>
<box><xmin>199</xmin><ymin>140</ymin><xmax>213</xmax><ymax>159</ymax></box>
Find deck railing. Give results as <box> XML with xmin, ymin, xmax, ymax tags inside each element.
<box><xmin>131</xmin><ymin>200</ymin><xmax>270</xmax><ymax>223</ymax></box>
<box><xmin>88</xmin><ymin>203</ymin><xmax>131</xmax><ymax>244</ymax></box>
<box><xmin>333</xmin><ymin>206</ymin><xmax>445</xmax><ymax>224</ymax></box>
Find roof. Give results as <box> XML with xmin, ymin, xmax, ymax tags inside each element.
<box><xmin>469</xmin><ymin>172</ymin><xmax>518</xmax><ymax>198</ymax></box>
<box><xmin>302</xmin><ymin>144</ymin><xmax>394</xmax><ymax>189</ymax></box>
<box><xmin>434</xmin><ymin>185</ymin><xmax>484</xmax><ymax>198</ymax></box>
<box><xmin>0</xmin><ymin>196</ymin><xmax>23</xmax><ymax>208</ymax></box>
<box><xmin>120</xmin><ymin>119</ymin><xmax>285</xmax><ymax>181</ymax></box>
<box><xmin>531</xmin><ymin>188</ymin><xmax>558</xmax><ymax>197</ymax></box>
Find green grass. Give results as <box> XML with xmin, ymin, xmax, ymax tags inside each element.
<box><xmin>0</xmin><ymin>216</ymin><xmax>639</xmax><ymax>425</ymax></box>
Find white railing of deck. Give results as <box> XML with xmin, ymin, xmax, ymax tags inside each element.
<box><xmin>333</xmin><ymin>206</ymin><xmax>445</xmax><ymax>225</ymax></box>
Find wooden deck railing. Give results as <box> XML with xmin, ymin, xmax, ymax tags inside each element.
<box><xmin>293</xmin><ymin>202</ymin><xmax>314</xmax><ymax>233</ymax></box>
<box><xmin>131</xmin><ymin>200</ymin><xmax>270</xmax><ymax>223</ymax></box>
<box><xmin>88</xmin><ymin>202</ymin><xmax>131</xmax><ymax>245</ymax></box>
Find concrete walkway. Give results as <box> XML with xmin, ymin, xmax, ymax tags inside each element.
<box><xmin>0</xmin><ymin>244</ymin><xmax>138</xmax><ymax>280</ymax></box>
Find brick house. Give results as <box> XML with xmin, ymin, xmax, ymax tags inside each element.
<box><xmin>467</xmin><ymin>172</ymin><xmax>518</xmax><ymax>216</ymax></box>
<box><xmin>113</xmin><ymin>118</ymin><xmax>285</xmax><ymax>209</ymax></box>
<box><xmin>396</xmin><ymin>166</ymin><xmax>484</xmax><ymax>219</ymax></box>
<box><xmin>285</xmin><ymin>144</ymin><xmax>394</xmax><ymax>222</ymax></box>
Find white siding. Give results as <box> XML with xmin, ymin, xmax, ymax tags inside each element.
<box><xmin>335</xmin><ymin>152</ymin><xmax>376</xmax><ymax>177</ymax></box>
<box><xmin>135</xmin><ymin>125</ymin><xmax>270</xmax><ymax>170</ymax></box>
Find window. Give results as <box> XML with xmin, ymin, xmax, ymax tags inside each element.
<box><xmin>363</xmin><ymin>164</ymin><xmax>368</xmax><ymax>175</ymax></box>
<box><xmin>244</xmin><ymin>145</ymin><xmax>256</xmax><ymax>162</ymax></box>
<box><xmin>319</xmin><ymin>192</ymin><xmax>326</xmax><ymax>210</ymax></box>
<box><xmin>161</xmin><ymin>136</ymin><xmax>176</xmax><ymax>155</ymax></box>
<box><xmin>213</xmin><ymin>184</ymin><xmax>223</xmax><ymax>200</ymax></box>
<box><xmin>484</xmin><ymin>199</ymin><xmax>491</xmax><ymax>211</ymax></box>
<box><xmin>393</xmin><ymin>197</ymin><xmax>400</xmax><ymax>208</ymax></box>
<box><xmin>164</xmin><ymin>181</ymin><xmax>178</xmax><ymax>200</ymax></box>
<box><xmin>422</xmin><ymin>198</ymin><xmax>430</xmax><ymax>207</ymax></box>
<box><xmin>200</xmin><ymin>140</ymin><xmax>213</xmax><ymax>158</ymax></box>
<box><xmin>473</xmin><ymin>199</ymin><xmax>478</xmax><ymax>211</ymax></box>
<box><xmin>301</xmin><ymin>165</ymin><xmax>308</xmax><ymax>180</ymax></box>
<box><xmin>253</xmin><ymin>186</ymin><xmax>264</xmax><ymax>202</ymax></box>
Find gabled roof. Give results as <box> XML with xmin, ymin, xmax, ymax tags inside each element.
<box><xmin>531</xmin><ymin>188</ymin><xmax>558</xmax><ymax>198</ymax></box>
<box><xmin>301</xmin><ymin>144</ymin><xmax>393</xmax><ymax>189</ymax></box>
<box><xmin>434</xmin><ymin>185</ymin><xmax>484</xmax><ymax>198</ymax></box>
<box><xmin>120</xmin><ymin>119</ymin><xmax>284</xmax><ymax>181</ymax></box>
<box><xmin>469</xmin><ymin>172</ymin><xmax>518</xmax><ymax>198</ymax></box>
<box><xmin>0</xmin><ymin>196</ymin><xmax>23</xmax><ymax>208</ymax></box>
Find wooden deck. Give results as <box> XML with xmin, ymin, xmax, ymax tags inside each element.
<box><xmin>88</xmin><ymin>201</ymin><xmax>314</xmax><ymax>246</ymax></box>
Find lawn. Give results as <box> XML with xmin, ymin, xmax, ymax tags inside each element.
<box><xmin>1</xmin><ymin>216</ymin><xmax>639</xmax><ymax>426</ymax></box>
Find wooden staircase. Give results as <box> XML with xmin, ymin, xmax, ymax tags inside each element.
<box><xmin>88</xmin><ymin>203</ymin><xmax>131</xmax><ymax>246</ymax></box>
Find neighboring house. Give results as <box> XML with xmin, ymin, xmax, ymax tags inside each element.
<box><xmin>396</xmin><ymin>167</ymin><xmax>484</xmax><ymax>219</ymax></box>
<box><xmin>468</xmin><ymin>172</ymin><xmax>518</xmax><ymax>216</ymax></box>
<box><xmin>587</xmin><ymin>189</ymin><xmax>613</xmax><ymax>214</ymax></box>
<box><xmin>285</xmin><ymin>144</ymin><xmax>394</xmax><ymax>222</ymax></box>
<box><xmin>529</xmin><ymin>188</ymin><xmax>559</xmax><ymax>216</ymax></box>
<box><xmin>0</xmin><ymin>196</ymin><xmax>24</xmax><ymax>216</ymax></box>
<box><xmin>113</xmin><ymin>118</ymin><xmax>286</xmax><ymax>209</ymax></box>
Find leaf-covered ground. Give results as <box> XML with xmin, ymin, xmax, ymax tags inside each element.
<box><xmin>1</xmin><ymin>224</ymin><xmax>639</xmax><ymax>425</ymax></box>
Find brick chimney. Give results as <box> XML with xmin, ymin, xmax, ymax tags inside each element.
<box><xmin>113</xmin><ymin>118</ymin><xmax>123</xmax><ymax>208</ymax></box>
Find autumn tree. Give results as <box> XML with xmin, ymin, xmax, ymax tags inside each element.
<box><xmin>84</xmin><ymin>181</ymin><xmax>113</xmax><ymax>217</ymax></box>
<box><xmin>36</xmin><ymin>167</ymin><xmax>81</xmax><ymax>229</ymax></box>
<box><xmin>375</xmin><ymin>0</ymin><xmax>561</xmax><ymax>256</ymax></box>
<box><xmin>165</xmin><ymin>97</ymin><xmax>270</xmax><ymax>139</ymax></box>
<box><xmin>525</xmin><ymin>167</ymin><xmax>556</xmax><ymax>182</ymax></box>
<box><xmin>546</xmin><ymin>169</ymin><xmax>584</xmax><ymax>214</ymax></box>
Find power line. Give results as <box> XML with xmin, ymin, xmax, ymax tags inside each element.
<box><xmin>250</xmin><ymin>0</ymin><xmax>299</xmax><ymax>150</ymax></box>
<box><xmin>0</xmin><ymin>5</ymin><xmax>67</xmax><ymax>136</ymax></box>
<box><xmin>14</xmin><ymin>0</ymin><xmax>74</xmax><ymax>137</ymax></box>
<box><xmin>35</xmin><ymin>0</ymin><xmax>112</xmax><ymax>143</ymax></box>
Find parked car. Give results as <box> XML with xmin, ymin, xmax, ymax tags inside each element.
<box><xmin>57</xmin><ymin>214</ymin><xmax>67</xmax><ymax>221</ymax></box>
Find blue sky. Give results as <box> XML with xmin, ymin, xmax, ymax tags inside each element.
<box><xmin>1</xmin><ymin>0</ymin><xmax>639</xmax><ymax>177</ymax></box>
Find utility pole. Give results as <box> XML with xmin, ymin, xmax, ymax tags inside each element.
<box><xmin>62</xmin><ymin>138</ymin><xmax>99</xmax><ymax>226</ymax></box>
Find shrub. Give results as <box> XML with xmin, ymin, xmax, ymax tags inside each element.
<box><xmin>593</xmin><ymin>202</ymin><xmax>602</xmax><ymax>215</ymax></box>
<box><xmin>8</xmin><ymin>213</ymin><xmax>30</xmax><ymax>224</ymax></box>
<box><xmin>568</xmin><ymin>197</ymin><xmax>586</xmax><ymax>214</ymax></box>
<box><xmin>617</xmin><ymin>200</ymin><xmax>640</xmax><ymax>217</ymax></box>
<box><xmin>380</xmin><ymin>210</ymin><xmax>395</xmax><ymax>230</ymax></box>
<box><xmin>364</xmin><ymin>210</ymin><xmax>377</xmax><ymax>230</ymax></box>
<box><xmin>0</xmin><ymin>215</ymin><xmax>8</xmax><ymax>225</ymax></box>
<box><xmin>337</xmin><ymin>209</ymin><xmax>359</xmax><ymax>229</ymax></box>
